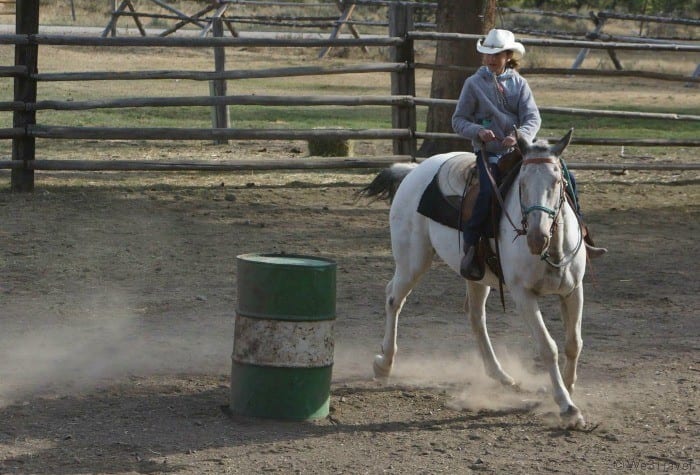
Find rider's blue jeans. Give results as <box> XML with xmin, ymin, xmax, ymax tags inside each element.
<box><xmin>462</xmin><ymin>150</ymin><xmax>501</xmax><ymax>247</ymax></box>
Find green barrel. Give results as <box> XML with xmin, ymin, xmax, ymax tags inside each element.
<box><xmin>230</xmin><ymin>253</ymin><xmax>336</xmax><ymax>420</ymax></box>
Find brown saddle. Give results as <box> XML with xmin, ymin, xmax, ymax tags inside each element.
<box><xmin>416</xmin><ymin>149</ymin><xmax>523</xmax><ymax>280</ymax></box>
<box><xmin>417</xmin><ymin>149</ymin><xmax>522</xmax><ymax>234</ymax></box>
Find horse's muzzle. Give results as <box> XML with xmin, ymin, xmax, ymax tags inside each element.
<box><xmin>527</xmin><ymin>232</ymin><xmax>550</xmax><ymax>256</ymax></box>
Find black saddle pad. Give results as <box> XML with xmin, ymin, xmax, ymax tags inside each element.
<box><xmin>417</xmin><ymin>173</ymin><xmax>462</xmax><ymax>230</ymax></box>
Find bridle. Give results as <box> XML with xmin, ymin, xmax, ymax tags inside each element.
<box><xmin>518</xmin><ymin>157</ymin><xmax>564</xmax><ymax>232</ymax></box>
<box><xmin>515</xmin><ymin>156</ymin><xmax>582</xmax><ymax>267</ymax></box>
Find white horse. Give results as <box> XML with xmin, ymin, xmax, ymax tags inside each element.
<box><xmin>361</xmin><ymin>130</ymin><xmax>588</xmax><ymax>429</ymax></box>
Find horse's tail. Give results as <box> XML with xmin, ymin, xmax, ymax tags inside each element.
<box><xmin>357</xmin><ymin>163</ymin><xmax>418</xmax><ymax>203</ymax></box>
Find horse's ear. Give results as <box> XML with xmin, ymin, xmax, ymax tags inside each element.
<box><xmin>515</xmin><ymin>128</ymin><xmax>530</xmax><ymax>154</ymax></box>
<box><xmin>550</xmin><ymin>128</ymin><xmax>574</xmax><ymax>157</ymax></box>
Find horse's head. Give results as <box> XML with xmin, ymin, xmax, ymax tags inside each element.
<box><xmin>516</xmin><ymin>128</ymin><xmax>573</xmax><ymax>256</ymax></box>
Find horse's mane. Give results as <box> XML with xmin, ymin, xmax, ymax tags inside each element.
<box><xmin>526</xmin><ymin>139</ymin><xmax>554</xmax><ymax>157</ymax></box>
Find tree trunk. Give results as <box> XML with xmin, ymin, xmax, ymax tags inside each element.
<box><xmin>417</xmin><ymin>0</ymin><xmax>496</xmax><ymax>157</ymax></box>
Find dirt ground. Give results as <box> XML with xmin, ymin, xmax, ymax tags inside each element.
<box><xmin>0</xmin><ymin>142</ymin><xmax>698</xmax><ymax>474</ymax></box>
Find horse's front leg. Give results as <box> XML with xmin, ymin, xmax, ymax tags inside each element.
<box><xmin>559</xmin><ymin>286</ymin><xmax>584</xmax><ymax>394</ymax></box>
<box><xmin>466</xmin><ymin>281</ymin><xmax>516</xmax><ymax>387</ymax></box>
<box><xmin>512</xmin><ymin>288</ymin><xmax>585</xmax><ymax>429</ymax></box>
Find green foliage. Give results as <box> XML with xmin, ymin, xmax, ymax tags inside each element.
<box><xmin>504</xmin><ymin>0</ymin><xmax>699</xmax><ymax>15</ymax></box>
<box><xmin>36</xmin><ymin>104</ymin><xmax>402</xmax><ymax>130</ymax></box>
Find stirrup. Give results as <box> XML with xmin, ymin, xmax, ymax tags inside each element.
<box><xmin>585</xmin><ymin>243</ymin><xmax>607</xmax><ymax>258</ymax></box>
<box><xmin>582</xmin><ymin>226</ymin><xmax>606</xmax><ymax>259</ymax></box>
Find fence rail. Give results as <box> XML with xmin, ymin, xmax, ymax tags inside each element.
<box><xmin>4</xmin><ymin>1</ymin><xmax>699</xmax><ymax>191</ymax></box>
<box><xmin>2</xmin><ymin>95</ymin><xmax>698</xmax><ymax>123</ymax></box>
<box><xmin>416</xmin><ymin>63</ymin><xmax>698</xmax><ymax>83</ymax></box>
<box><xmin>3</xmin><ymin>123</ymin><xmax>697</xmax><ymax>147</ymax></box>
<box><xmin>1</xmin><ymin>159</ymin><xmax>697</xmax><ymax>172</ymax></box>
<box><xmin>30</xmin><ymin>34</ymin><xmax>405</xmax><ymax>48</ymax></box>
<box><xmin>32</xmin><ymin>62</ymin><xmax>406</xmax><ymax>82</ymax></box>
<box><xmin>407</xmin><ymin>31</ymin><xmax>700</xmax><ymax>52</ymax></box>
<box><xmin>26</xmin><ymin>126</ymin><xmax>412</xmax><ymax>141</ymax></box>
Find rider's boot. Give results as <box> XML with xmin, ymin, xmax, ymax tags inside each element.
<box><xmin>460</xmin><ymin>243</ymin><xmax>484</xmax><ymax>280</ymax></box>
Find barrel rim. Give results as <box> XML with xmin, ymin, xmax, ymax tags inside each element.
<box><xmin>236</xmin><ymin>252</ymin><xmax>337</xmax><ymax>269</ymax></box>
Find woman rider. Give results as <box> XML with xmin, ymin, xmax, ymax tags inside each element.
<box><xmin>452</xmin><ymin>29</ymin><xmax>540</xmax><ymax>279</ymax></box>
<box><xmin>452</xmin><ymin>29</ymin><xmax>605</xmax><ymax>279</ymax></box>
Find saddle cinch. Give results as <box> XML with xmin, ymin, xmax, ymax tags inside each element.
<box><xmin>417</xmin><ymin>150</ymin><xmax>523</xmax><ymax>278</ymax></box>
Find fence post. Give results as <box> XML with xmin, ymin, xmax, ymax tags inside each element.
<box><xmin>572</xmin><ymin>12</ymin><xmax>605</xmax><ymax>70</ymax></box>
<box><xmin>389</xmin><ymin>2</ymin><xmax>416</xmax><ymax>158</ymax></box>
<box><xmin>687</xmin><ymin>64</ymin><xmax>700</xmax><ymax>88</ymax></box>
<box><xmin>12</xmin><ymin>0</ymin><xmax>39</xmax><ymax>192</ymax></box>
<box><xmin>211</xmin><ymin>17</ymin><xmax>229</xmax><ymax>144</ymax></box>
<box><xmin>103</xmin><ymin>0</ymin><xmax>122</xmax><ymax>37</ymax></box>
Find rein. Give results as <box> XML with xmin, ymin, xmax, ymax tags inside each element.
<box><xmin>485</xmin><ymin>155</ymin><xmax>562</xmax><ymax>241</ymax></box>
<box><xmin>483</xmin><ymin>154</ymin><xmax>524</xmax><ymax>240</ymax></box>
<box><xmin>545</xmin><ymin>194</ymin><xmax>584</xmax><ymax>268</ymax></box>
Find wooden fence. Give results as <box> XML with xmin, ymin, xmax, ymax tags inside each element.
<box><xmin>2</xmin><ymin>1</ymin><xmax>700</xmax><ymax>191</ymax></box>
<box><xmin>104</xmin><ymin>0</ymin><xmax>698</xmax><ymax>66</ymax></box>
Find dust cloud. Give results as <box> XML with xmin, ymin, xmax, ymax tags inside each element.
<box><xmin>2</xmin><ymin>292</ymin><xmax>548</xmax><ymax>413</ymax></box>
<box><xmin>0</xmin><ymin>288</ymin><xmax>233</xmax><ymax>405</ymax></box>
<box><xmin>332</xmin><ymin>342</ymin><xmax>552</xmax><ymax>413</ymax></box>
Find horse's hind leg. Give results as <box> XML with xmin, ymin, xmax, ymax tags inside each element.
<box><xmin>466</xmin><ymin>282</ymin><xmax>516</xmax><ymax>387</ymax></box>
<box><xmin>559</xmin><ymin>286</ymin><xmax>583</xmax><ymax>394</ymax></box>
<box><xmin>373</xmin><ymin>232</ymin><xmax>433</xmax><ymax>380</ymax></box>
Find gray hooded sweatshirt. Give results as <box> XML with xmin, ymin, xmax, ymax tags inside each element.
<box><xmin>452</xmin><ymin>66</ymin><xmax>541</xmax><ymax>158</ymax></box>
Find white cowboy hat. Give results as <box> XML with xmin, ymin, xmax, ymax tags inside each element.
<box><xmin>476</xmin><ymin>29</ymin><xmax>525</xmax><ymax>59</ymax></box>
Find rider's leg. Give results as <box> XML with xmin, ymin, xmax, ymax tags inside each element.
<box><xmin>567</xmin><ymin>168</ymin><xmax>582</xmax><ymax>216</ymax></box>
<box><xmin>461</xmin><ymin>152</ymin><xmax>500</xmax><ymax>279</ymax></box>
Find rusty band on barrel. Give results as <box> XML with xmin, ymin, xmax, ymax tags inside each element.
<box><xmin>233</xmin><ymin>313</ymin><xmax>334</xmax><ymax>368</ymax></box>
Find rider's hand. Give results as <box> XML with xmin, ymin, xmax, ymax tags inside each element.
<box><xmin>478</xmin><ymin>129</ymin><xmax>496</xmax><ymax>143</ymax></box>
<box><xmin>502</xmin><ymin>135</ymin><xmax>517</xmax><ymax>148</ymax></box>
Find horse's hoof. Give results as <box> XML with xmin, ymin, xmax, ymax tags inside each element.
<box><xmin>373</xmin><ymin>355</ymin><xmax>392</xmax><ymax>381</ymax></box>
<box><xmin>487</xmin><ymin>370</ymin><xmax>517</xmax><ymax>389</ymax></box>
<box><xmin>508</xmin><ymin>381</ymin><xmax>524</xmax><ymax>393</ymax></box>
<box><xmin>560</xmin><ymin>405</ymin><xmax>585</xmax><ymax>430</ymax></box>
